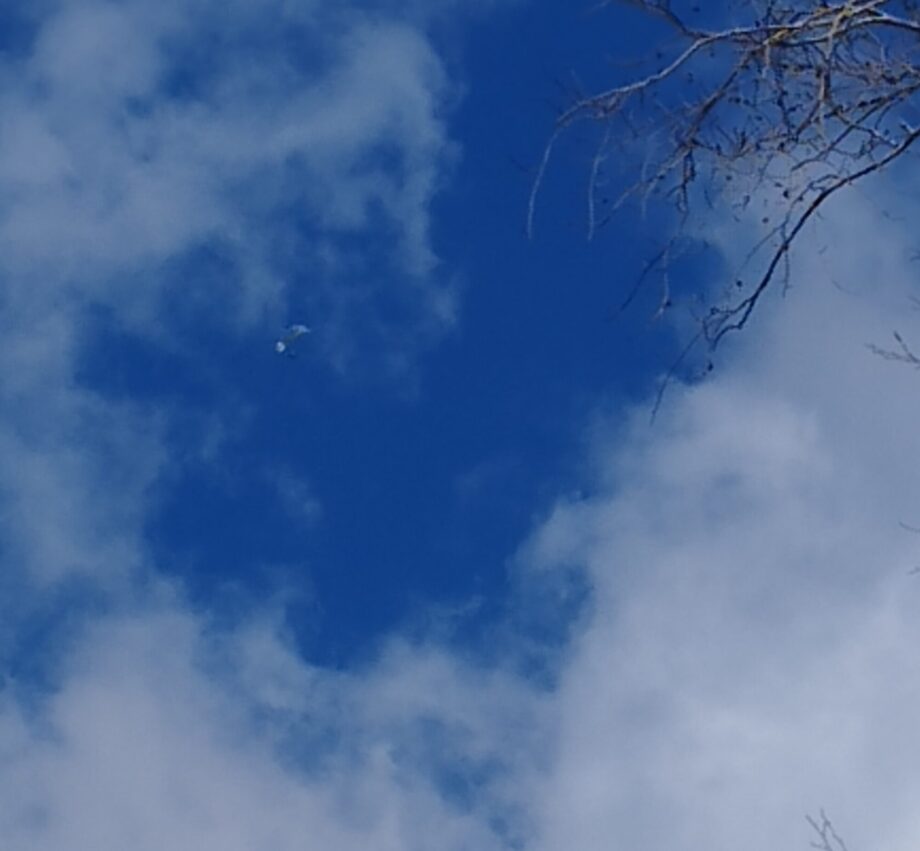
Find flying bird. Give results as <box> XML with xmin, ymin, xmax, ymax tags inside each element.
<box><xmin>275</xmin><ymin>323</ymin><xmax>311</xmax><ymax>355</ymax></box>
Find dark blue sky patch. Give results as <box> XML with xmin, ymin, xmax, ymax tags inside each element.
<box><xmin>0</xmin><ymin>4</ymin><xmax>45</xmax><ymax>60</ymax></box>
<box><xmin>70</xmin><ymin>0</ymin><xmax>702</xmax><ymax>672</ymax></box>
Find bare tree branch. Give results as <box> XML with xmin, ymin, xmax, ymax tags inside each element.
<box><xmin>807</xmin><ymin>810</ymin><xmax>851</xmax><ymax>851</ymax></box>
<box><xmin>867</xmin><ymin>329</ymin><xmax>920</xmax><ymax>365</ymax></box>
<box><xmin>533</xmin><ymin>1</ymin><xmax>920</xmax><ymax>361</ymax></box>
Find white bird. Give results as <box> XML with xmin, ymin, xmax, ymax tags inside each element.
<box><xmin>275</xmin><ymin>323</ymin><xmax>311</xmax><ymax>355</ymax></box>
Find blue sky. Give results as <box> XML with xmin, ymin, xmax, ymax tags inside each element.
<box><xmin>66</xmin><ymin>0</ymin><xmax>676</xmax><ymax>664</ymax></box>
<box><xmin>3</xmin><ymin>2</ymin><xmax>920</xmax><ymax>850</ymax></box>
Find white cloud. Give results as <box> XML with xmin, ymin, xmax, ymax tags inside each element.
<box><xmin>0</xmin><ymin>0</ymin><xmax>461</xmax><ymax>591</ymax></box>
<box><xmin>0</xmin><ymin>605</ymin><xmax>540</xmax><ymax>850</ymax></box>
<box><xmin>521</xmin><ymin>191</ymin><xmax>920</xmax><ymax>851</ymax></box>
<box><xmin>0</xmin><ymin>2</ymin><xmax>534</xmax><ymax>847</ymax></box>
<box><xmin>0</xmin><ymin>0</ymin><xmax>457</xmax><ymax>340</ymax></box>
<box><xmin>0</xmin><ymin>314</ymin><xmax>164</xmax><ymax>589</ymax></box>
<box><xmin>3</xmin><ymin>3</ymin><xmax>920</xmax><ymax>850</ymax></box>
<box><xmin>8</xmin><ymin>189</ymin><xmax>920</xmax><ymax>849</ymax></box>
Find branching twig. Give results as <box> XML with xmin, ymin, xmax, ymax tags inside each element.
<box><xmin>806</xmin><ymin>810</ymin><xmax>851</xmax><ymax>851</ymax></box>
<box><xmin>867</xmin><ymin>329</ymin><xmax>920</xmax><ymax>365</ymax></box>
<box><xmin>533</xmin><ymin>0</ymin><xmax>920</xmax><ymax>381</ymax></box>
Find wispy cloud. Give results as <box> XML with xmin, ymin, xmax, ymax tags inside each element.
<box><xmin>0</xmin><ymin>0</ymin><xmax>461</xmax><ymax>592</ymax></box>
<box><xmin>0</xmin><ymin>0</ymin><xmax>457</xmax><ymax>346</ymax></box>
<box><xmin>0</xmin><ymin>604</ymin><xmax>541</xmax><ymax>850</ymax></box>
<box><xmin>0</xmin><ymin>3</ymin><xmax>534</xmax><ymax>844</ymax></box>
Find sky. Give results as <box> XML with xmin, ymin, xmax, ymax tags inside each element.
<box><xmin>2</xmin><ymin>1</ymin><xmax>920</xmax><ymax>849</ymax></box>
